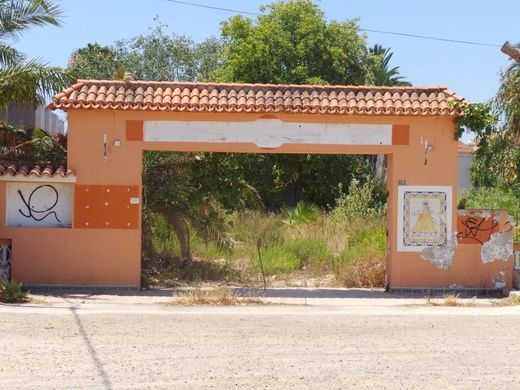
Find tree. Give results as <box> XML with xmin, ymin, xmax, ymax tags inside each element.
<box><xmin>496</xmin><ymin>51</ymin><xmax>520</xmax><ymax>138</ymax></box>
<box><xmin>68</xmin><ymin>43</ymin><xmax>120</xmax><ymax>80</ymax></box>
<box><xmin>0</xmin><ymin>0</ymin><xmax>71</xmax><ymax>107</ymax></box>
<box><xmin>214</xmin><ymin>0</ymin><xmax>378</xmax><ymax>206</ymax></box>
<box><xmin>69</xmin><ymin>19</ymin><xmax>224</xmax><ymax>82</ymax></box>
<box><xmin>217</xmin><ymin>0</ymin><xmax>370</xmax><ymax>85</ymax></box>
<box><xmin>369</xmin><ymin>44</ymin><xmax>411</xmax><ymax>86</ymax></box>
<box><xmin>142</xmin><ymin>152</ymin><xmax>261</xmax><ymax>263</ymax></box>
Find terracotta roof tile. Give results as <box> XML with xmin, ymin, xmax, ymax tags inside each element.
<box><xmin>49</xmin><ymin>80</ymin><xmax>465</xmax><ymax>116</ymax></box>
<box><xmin>0</xmin><ymin>162</ymin><xmax>76</xmax><ymax>179</ymax></box>
<box><xmin>457</xmin><ymin>142</ymin><xmax>477</xmax><ymax>154</ymax></box>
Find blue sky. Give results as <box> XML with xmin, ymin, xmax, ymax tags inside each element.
<box><xmin>15</xmin><ymin>0</ymin><xmax>518</xmax><ymax>105</ymax></box>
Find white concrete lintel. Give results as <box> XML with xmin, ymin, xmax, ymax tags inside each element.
<box><xmin>144</xmin><ymin>119</ymin><xmax>393</xmax><ymax>148</ymax></box>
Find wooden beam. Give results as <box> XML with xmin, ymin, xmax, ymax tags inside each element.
<box><xmin>501</xmin><ymin>41</ymin><xmax>520</xmax><ymax>63</ymax></box>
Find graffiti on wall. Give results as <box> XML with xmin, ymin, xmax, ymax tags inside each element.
<box><xmin>397</xmin><ymin>186</ymin><xmax>452</xmax><ymax>252</ymax></box>
<box><xmin>457</xmin><ymin>210</ymin><xmax>514</xmax><ymax>264</ymax></box>
<box><xmin>18</xmin><ymin>185</ymin><xmax>62</xmax><ymax>223</ymax></box>
<box><xmin>6</xmin><ymin>183</ymin><xmax>73</xmax><ymax>228</ymax></box>
<box><xmin>0</xmin><ymin>243</ymin><xmax>11</xmax><ymax>280</ymax></box>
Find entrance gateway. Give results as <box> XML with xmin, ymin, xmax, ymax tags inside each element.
<box><xmin>0</xmin><ymin>80</ymin><xmax>514</xmax><ymax>290</ymax></box>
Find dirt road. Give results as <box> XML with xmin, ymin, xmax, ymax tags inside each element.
<box><xmin>1</xmin><ymin>295</ymin><xmax>519</xmax><ymax>389</ymax></box>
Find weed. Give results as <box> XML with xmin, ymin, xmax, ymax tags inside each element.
<box><xmin>171</xmin><ymin>287</ymin><xmax>263</xmax><ymax>305</ymax></box>
<box><xmin>508</xmin><ymin>294</ymin><xmax>520</xmax><ymax>305</ymax></box>
<box><xmin>443</xmin><ymin>293</ymin><xmax>460</xmax><ymax>306</ymax></box>
<box><xmin>0</xmin><ymin>280</ymin><xmax>28</xmax><ymax>303</ymax></box>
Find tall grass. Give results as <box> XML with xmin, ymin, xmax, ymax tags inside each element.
<box><xmin>145</xmin><ymin>181</ymin><xmax>387</xmax><ymax>288</ymax></box>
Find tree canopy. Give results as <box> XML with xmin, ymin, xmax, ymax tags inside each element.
<box><xmin>217</xmin><ymin>0</ymin><xmax>371</xmax><ymax>85</ymax></box>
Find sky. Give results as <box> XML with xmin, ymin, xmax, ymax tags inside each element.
<box><xmin>14</xmin><ymin>0</ymin><xmax>519</xmax><ymax>108</ymax></box>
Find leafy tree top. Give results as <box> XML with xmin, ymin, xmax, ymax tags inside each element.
<box><xmin>217</xmin><ymin>0</ymin><xmax>371</xmax><ymax>85</ymax></box>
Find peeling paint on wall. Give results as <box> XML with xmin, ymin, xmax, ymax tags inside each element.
<box><xmin>481</xmin><ymin>231</ymin><xmax>513</xmax><ymax>264</ymax></box>
<box><xmin>420</xmin><ymin>235</ymin><xmax>458</xmax><ymax>270</ymax></box>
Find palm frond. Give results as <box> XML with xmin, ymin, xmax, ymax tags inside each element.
<box><xmin>369</xmin><ymin>44</ymin><xmax>411</xmax><ymax>87</ymax></box>
<box><xmin>0</xmin><ymin>43</ymin><xmax>23</xmax><ymax>65</ymax></box>
<box><xmin>0</xmin><ymin>0</ymin><xmax>63</xmax><ymax>41</ymax></box>
<box><xmin>0</xmin><ymin>58</ymin><xmax>72</xmax><ymax>107</ymax></box>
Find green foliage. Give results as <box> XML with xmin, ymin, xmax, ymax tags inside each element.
<box><xmin>282</xmin><ymin>201</ymin><xmax>318</xmax><ymax>226</ymax></box>
<box><xmin>496</xmin><ymin>57</ymin><xmax>520</xmax><ymax>137</ymax></box>
<box><xmin>0</xmin><ymin>124</ymin><xmax>66</xmax><ymax>163</ymax></box>
<box><xmin>0</xmin><ymin>279</ymin><xmax>28</xmax><ymax>303</ymax></box>
<box><xmin>68</xmin><ymin>19</ymin><xmax>223</xmax><ymax>82</ymax></box>
<box><xmin>452</xmin><ymin>101</ymin><xmax>498</xmax><ymax>141</ymax></box>
<box><xmin>338</xmin><ymin>221</ymin><xmax>386</xmax><ymax>263</ymax></box>
<box><xmin>458</xmin><ymin>187</ymin><xmax>520</xmax><ymax>218</ymax></box>
<box><xmin>217</xmin><ymin>0</ymin><xmax>370</xmax><ymax>85</ymax></box>
<box><xmin>0</xmin><ymin>1</ymin><xmax>71</xmax><ymax>108</ymax></box>
<box><xmin>369</xmin><ymin>44</ymin><xmax>411</xmax><ymax>86</ymax></box>
<box><xmin>471</xmin><ymin>132</ymin><xmax>519</xmax><ymax>191</ymax></box>
<box><xmin>68</xmin><ymin>43</ymin><xmax>120</xmax><ymax>80</ymax></box>
<box><xmin>332</xmin><ymin>178</ymin><xmax>384</xmax><ymax>223</ymax></box>
<box><xmin>284</xmin><ymin>238</ymin><xmax>333</xmax><ymax>270</ymax></box>
<box><xmin>255</xmin><ymin>245</ymin><xmax>301</xmax><ymax>274</ymax></box>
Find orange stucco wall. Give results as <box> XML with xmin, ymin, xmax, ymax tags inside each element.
<box><xmin>0</xmin><ymin>109</ymin><xmax>513</xmax><ymax>288</ymax></box>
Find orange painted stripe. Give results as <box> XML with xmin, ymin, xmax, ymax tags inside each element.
<box><xmin>126</xmin><ymin>120</ymin><xmax>144</xmax><ymax>141</ymax></box>
<box><xmin>392</xmin><ymin>125</ymin><xmax>409</xmax><ymax>145</ymax></box>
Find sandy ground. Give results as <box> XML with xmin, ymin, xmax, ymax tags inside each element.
<box><xmin>0</xmin><ymin>289</ymin><xmax>519</xmax><ymax>389</ymax></box>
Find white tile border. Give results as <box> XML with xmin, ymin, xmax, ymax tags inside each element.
<box><xmin>397</xmin><ymin>185</ymin><xmax>452</xmax><ymax>252</ymax></box>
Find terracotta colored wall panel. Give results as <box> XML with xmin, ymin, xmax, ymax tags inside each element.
<box><xmin>75</xmin><ymin>185</ymin><xmax>140</xmax><ymax>229</ymax></box>
<box><xmin>392</xmin><ymin>125</ymin><xmax>410</xmax><ymax>145</ymax></box>
<box><xmin>126</xmin><ymin>120</ymin><xmax>144</xmax><ymax>141</ymax></box>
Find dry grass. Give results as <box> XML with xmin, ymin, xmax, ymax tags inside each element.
<box><xmin>334</xmin><ymin>257</ymin><xmax>386</xmax><ymax>288</ymax></box>
<box><xmin>425</xmin><ymin>294</ymin><xmax>479</xmax><ymax>307</ymax></box>
<box><xmin>508</xmin><ymin>294</ymin><xmax>520</xmax><ymax>305</ymax></box>
<box><xmin>442</xmin><ymin>293</ymin><xmax>460</xmax><ymax>306</ymax></box>
<box><xmin>170</xmin><ymin>286</ymin><xmax>263</xmax><ymax>306</ymax></box>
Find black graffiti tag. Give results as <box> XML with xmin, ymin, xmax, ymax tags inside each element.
<box><xmin>456</xmin><ymin>216</ymin><xmax>499</xmax><ymax>245</ymax></box>
<box><xmin>18</xmin><ymin>185</ymin><xmax>62</xmax><ymax>223</ymax></box>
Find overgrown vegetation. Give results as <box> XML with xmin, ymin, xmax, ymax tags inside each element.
<box><xmin>143</xmin><ymin>176</ymin><xmax>387</xmax><ymax>288</ymax></box>
<box><xmin>0</xmin><ymin>280</ymin><xmax>28</xmax><ymax>303</ymax></box>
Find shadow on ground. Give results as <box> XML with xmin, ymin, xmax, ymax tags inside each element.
<box><xmin>29</xmin><ymin>287</ymin><xmax>456</xmax><ymax>300</ymax></box>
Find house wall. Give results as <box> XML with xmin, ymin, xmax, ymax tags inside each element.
<box><xmin>0</xmin><ymin>109</ymin><xmax>513</xmax><ymax>288</ymax></box>
<box><xmin>458</xmin><ymin>152</ymin><xmax>474</xmax><ymax>192</ymax></box>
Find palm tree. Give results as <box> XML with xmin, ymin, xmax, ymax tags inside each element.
<box><xmin>496</xmin><ymin>52</ymin><xmax>520</xmax><ymax>139</ymax></box>
<box><xmin>369</xmin><ymin>44</ymin><xmax>411</xmax><ymax>87</ymax></box>
<box><xmin>0</xmin><ymin>0</ymin><xmax>71</xmax><ymax>108</ymax></box>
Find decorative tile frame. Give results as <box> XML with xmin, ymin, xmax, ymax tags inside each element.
<box><xmin>397</xmin><ymin>186</ymin><xmax>452</xmax><ymax>252</ymax></box>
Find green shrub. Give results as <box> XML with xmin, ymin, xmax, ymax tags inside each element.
<box><xmin>332</xmin><ymin>178</ymin><xmax>384</xmax><ymax>224</ymax></box>
<box><xmin>458</xmin><ymin>187</ymin><xmax>520</xmax><ymax>217</ymax></box>
<box><xmin>0</xmin><ymin>280</ymin><xmax>28</xmax><ymax>303</ymax></box>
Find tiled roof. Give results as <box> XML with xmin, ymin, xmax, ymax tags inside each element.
<box><xmin>457</xmin><ymin>142</ymin><xmax>476</xmax><ymax>153</ymax></box>
<box><xmin>50</xmin><ymin>80</ymin><xmax>465</xmax><ymax>116</ymax></box>
<box><xmin>0</xmin><ymin>162</ymin><xmax>75</xmax><ymax>180</ymax></box>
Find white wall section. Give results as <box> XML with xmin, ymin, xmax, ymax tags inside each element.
<box><xmin>144</xmin><ymin>119</ymin><xmax>392</xmax><ymax>148</ymax></box>
<box><xmin>6</xmin><ymin>182</ymin><xmax>73</xmax><ymax>228</ymax></box>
